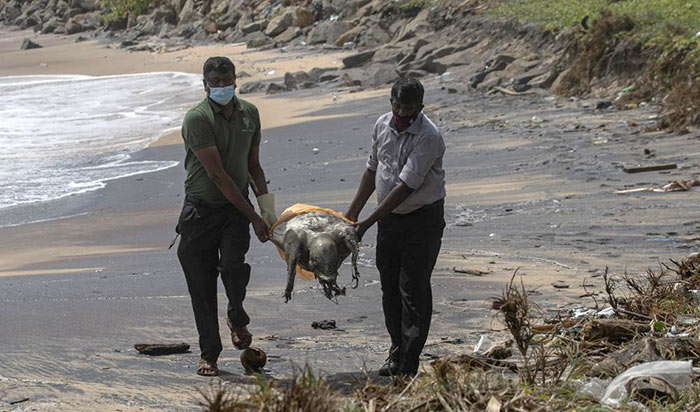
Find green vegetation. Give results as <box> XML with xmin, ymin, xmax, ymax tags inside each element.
<box><xmin>102</xmin><ymin>0</ymin><xmax>154</xmax><ymax>23</ymax></box>
<box><xmin>490</xmin><ymin>0</ymin><xmax>699</xmax><ymax>128</ymax></box>
<box><xmin>490</xmin><ymin>0</ymin><xmax>699</xmax><ymax>40</ymax></box>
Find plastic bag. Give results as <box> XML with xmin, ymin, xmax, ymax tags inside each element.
<box><xmin>600</xmin><ymin>361</ymin><xmax>693</xmax><ymax>407</ymax></box>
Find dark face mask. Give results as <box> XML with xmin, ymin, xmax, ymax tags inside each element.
<box><xmin>392</xmin><ymin>111</ymin><xmax>419</xmax><ymax>130</ymax></box>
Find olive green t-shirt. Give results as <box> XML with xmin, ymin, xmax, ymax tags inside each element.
<box><xmin>181</xmin><ymin>96</ymin><xmax>261</xmax><ymax>204</ymax></box>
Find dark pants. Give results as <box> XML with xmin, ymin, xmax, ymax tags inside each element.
<box><xmin>176</xmin><ymin>194</ymin><xmax>251</xmax><ymax>363</ymax></box>
<box><xmin>376</xmin><ymin>199</ymin><xmax>445</xmax><ymax>375</ymax></box>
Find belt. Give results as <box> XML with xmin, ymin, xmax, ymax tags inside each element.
<box><xmin>390</xmin><ymin>198</ymin><xmax>444</xmax><ymax>217</ymax></box>
<box><xmin>185</xmin><ymin>193</ymin><xmax>243</xmax><ymax>209</ymax></box>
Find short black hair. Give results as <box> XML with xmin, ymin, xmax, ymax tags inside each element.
<box><xmin>391</xmin><ymin>77</ymin><xmax>424</xmax><ymax>105</ymax></box>
<box><xmin>203</xmin><ymin>56</ymin><xmax>235</xmax><ymax>79</ymax></box>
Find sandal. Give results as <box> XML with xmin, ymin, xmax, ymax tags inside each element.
<box><xmin>227</xmin><ymin>318</ymin><xmax>252</xmax><ymax>350</ymax></box>
<box><xmin>196</xmin><ymin>359</ymin><xmax>219</xmax><ymax>377</ymax></box>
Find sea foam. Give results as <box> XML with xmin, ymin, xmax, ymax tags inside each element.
<box><xmin>0</xmin><ymin>72</ymin><xmax>202</xmax><ymax>209</ymax></box>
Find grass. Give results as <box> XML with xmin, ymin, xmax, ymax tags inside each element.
<box><xmin>489</xmin><ymin>0</ymin><xmax>699</xmax><ymax>40</ymax></box>
<box><xmin>488</xmin><ymin>0</ymin><xmax>700</xmax><ymax>129</ymax></box>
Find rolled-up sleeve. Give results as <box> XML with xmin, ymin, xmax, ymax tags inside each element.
<box><xmin>399</xmin><ymin>133</ymin><xmax>445</xmax><ymax>189</ymax></box>
<box><xmin>366</xmin><ymin>121</ymin><xmax>380</xmax><ymax>171</ymax></box>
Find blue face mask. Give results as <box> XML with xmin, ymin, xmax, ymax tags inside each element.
<box><xmin>208</xmin><ymin>85</ymin><xmax>235</xmax><ymax>105</ymax></box>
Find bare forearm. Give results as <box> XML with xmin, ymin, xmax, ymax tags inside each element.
<box><xmin>347</xmin><ymin>169</ymin><xmax>376</xmax><ymax>219</ymax></box>
<box><xmin>210</xmin><ymin>172</ymin><xmax>259</xmax><ymax>221</ymax></box>
<box><xmin>249</xmin><ymin>164</ymin><xmax>269</xmax><ymax>196</ymax></box>
<box><xmin>362</xmin><ymin>181</ymin><xmax>413</xmax><ymax>226</ymax></box>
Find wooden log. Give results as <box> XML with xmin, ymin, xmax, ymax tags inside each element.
<box><xmin>134</xmin><ymin>343</ymin><xmax>190</xmax><ymax>356</ymax></box>
<box><xmin>623</xmin><ymin>164</ymin><xmax>677</xmax><ymax>173</ymax></box>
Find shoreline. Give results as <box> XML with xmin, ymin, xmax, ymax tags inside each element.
<box><xmin>1</xmin><ymin>21</ymin><xmax>698</xmax><ymax>411</ymax></box>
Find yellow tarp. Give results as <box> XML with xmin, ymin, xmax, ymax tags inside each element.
<box><xmin>269</xmin><ymin>204</ymin><xmax>353</xmax><ymax>281</ymax></box>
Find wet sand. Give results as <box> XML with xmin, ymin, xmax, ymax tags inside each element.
<box><xmin>1</xmin><ymin>26</ymin><xmax>699</xmax><ymax>411</ymax></box>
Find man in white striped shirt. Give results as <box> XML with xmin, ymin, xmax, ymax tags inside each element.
<box><xmin>347</xmin><ymin>77</ymin><xmax>446</xmax><ymax>377</ymax></box>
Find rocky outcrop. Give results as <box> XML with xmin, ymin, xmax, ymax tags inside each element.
<box><xmin>1</xmin><ymin>0</ymin><xmax>574</xmax><ymax>94</ymax></box>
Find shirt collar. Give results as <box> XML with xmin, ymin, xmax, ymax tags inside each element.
<box><xmin>387</xmin><ymin>112</ymin><xmax>424</xmax><ymax>135</ymax></box>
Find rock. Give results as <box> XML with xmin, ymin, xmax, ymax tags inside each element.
<box><xmin>134</xmin><ymin>343</ymin><xmax>190</xmax><ymax>356</ymax></box>
<box><xmin>177</xmin><ymin>0</ymin><xmax>198</xmax><ymax>26</ymax></box>
<box><xmin>339</xmin><ymin>68</ymin><xmax>365</xmax><ymax>87</ymax></box>
<box><xmin>596</xmin><ymin>100</ymin><xmax>613</xmax><ymax>110</ymax></box>
<box><xmin>265</xmin><ymin>9</ymin><xmax>295</xmax><ymax>37</ymax></box>
<box><xmin>20</xmin><ymin>38</ymin><xmax>42</xmax><ymax>49</ymax></box>
<box><xmin>311</xmin><ymin>319</ymin><xmax>336</xmax><ymax>330</ymax></box>
<box><xmin>295</xmin><ymin>6</ymin><xmax>315</xmax><ymax>28</ymax></box>
<box><xmin>357</xmin><ymin>25</ymin><xmax>391</xmax><ymax>48</ymax></box>
<box><xmin>69</xmin><ymin>0</ymin><xmax>96</xmax><ymax>11</ymax></box>
<box><xmin>364</xmin><ymin>63</ymin><xmax>399</xmax><ymax>87</ymax></box>
<box><xmin>395</xmin><ymin>8</ymin><xmax>432</xmax><ymax>42</ymax></box>
<box><xmin>65</xmin><ymin>17</ymin><xmax>83</xmax><ymax>34</ymax></box>
<box><xmin>416</xmin><ymin>60</ymin><xmax>447</xmax><ymax>75</ymax></box>
<box><xmin>307</xmin><ymin>20</ymin><xmax>350</xmax><ymax>45</ymax></box>
<box><xmin>275</xmin><ymin>26</ymin><xmax>301</xmax><ymax>43</ymax></box>
<box><xmin>204</xmin><ymin>20</ymin><xmax>217</xmax><ymax>33</ymax></box>
<box><xmin>342</xmin><ymin>50</ymin><xmax>375</xmax><ymax>69</ymax></box>
<box><xmin>40</xmin><ymin>17</ymin><xmax>61</xmax><ymax>34</ymax></box>
<box><xmin>239</xmin><ymin>81</ymin><xmax>268</xmax><ymax>94</ymax></box>
<box><xmin>266</xmin><ymin>83</ymin><xmax>287</xmax><ymax>95</ymax></box>
<box><xmin>241</xmin><ymin>21</ymin><xmax>263</xmax><ymax>34</ymax></box>
<box><xmin>309</xmin><ymin>67</ymin><xmax>337</xmax><ymax>82</ymax></box>
<box><xmin>23</xmin><ymin>13</ymin><xmax>42</xmax><ymax>28</ymax></box>
<box><xmin>245</xmin><ymin>31</ymin><xmax>270</xmax><ymax>48</ymax></box>
<box><xmin>284</xmin><ymin>71</ymin><xmax>316</xmax><ymax>90</ymax></box>
<box><xmin>151</xmin><ymin>6</ymin><xmax>177</xmax><ymax>25</ymax></box>
<box><xmin>217</xmin><ymin>10</ymin><xmax>241</xmax><ymax>31</ymax></box>
<box><xmin>372</xmin><ymin>46</ymin><xmax>408</xmax><ymax>64</ymax></box>
<box><xmin>512</xmin><ymin>67</ymin><xmax>550</xmax><ymax>92</ymax></box>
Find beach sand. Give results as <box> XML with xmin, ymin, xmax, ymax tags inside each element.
<box><xmin>1</xmin><ymin>26</ymin><xmax>698</xmax><ymax>411</ymax></box>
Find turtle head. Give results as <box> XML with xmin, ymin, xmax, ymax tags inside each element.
<box><xmin>308</xmin><ymin>234</ymin><xmax>343</xmax><ymax>299</ymax></box>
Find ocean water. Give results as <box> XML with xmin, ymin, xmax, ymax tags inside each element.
<box><xmin>0</xmin><ymin>72</ymin><xmax>203</xmax><ymax>210</ymax></box>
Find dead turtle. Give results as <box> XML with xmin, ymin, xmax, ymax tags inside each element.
<box><xmin>270</xmin><ymin>207</ymin><xmax>360</xmax><ymax>302</ymax></box>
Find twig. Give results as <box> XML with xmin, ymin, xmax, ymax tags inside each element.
<box><xmin>381</xmin><ymin>372</ymin><xmax>421</xmax><ymax>412</ymax></box>
<box><xmin>436</xmin><ymin>392</ymin><xmax>454</xmax><ymax>412</ymax></box>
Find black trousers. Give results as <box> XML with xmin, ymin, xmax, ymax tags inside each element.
<box><xmin>376</xmin><ymin>199</ymin><xmax>445</xmax><ymax>375</ymax></box>
<box><xmin>176</xmin><ymin>194</ymin><xmax>251</xmax><ymax>363</ymax></box>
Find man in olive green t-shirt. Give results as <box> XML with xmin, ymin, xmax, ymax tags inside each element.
<box><xmin>176</xmin><ymin>56</ymin><xmax>275</xmax><ymax>377</ymax></box>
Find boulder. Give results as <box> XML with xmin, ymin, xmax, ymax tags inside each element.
<box><xmin>204</xmin><ymin>20</ymin><xmax>217</xmax><ymax>33</ymax></box>
<box><xmin>266</xmin><ymin>83</ymin><xmax>287</xmax><ymax>94</ymax></box>
<box><xmin>40</xmin><ymin>17</ymin><xmax>61</xmax><ymax>34</ymax></box>
<box><xmin>239</xmin><ymin>81</ymin><xmax>268</xmax><ymax>94</ymax></box>
<box><xmin>309</xmin><ymin>67</ymin><xmax>338</xmax><ymax>82</ymax></box>
<box><xmin>245</xmin><ymin>31</ymin><xmax>270</xmax><ymax>48</ymax></box>
<box><xmin>81</xmin><ymin>11</ymin><xmax>101</xmax><ymax>29</ymax></box>
<box><xmin>20</xmin><ymin>38</ymin><xmax>42</xmax><ymax>49</ymax></box>
<box><xmin>217</xmin><ymin>10</ymin><xmax>241</xmax><ymax>31</ymax></box>
<box><xmin>24</xmin><ymin>13</ymin><xmax>41</xmax><ymax>28</ymax></box>
<box><xmin>69</xmin><ymin>0</ymin><xmax>96</xmax><ymax>11</ymax></box>
<box><xmin>178</xmin><ymin>0</ymin><xmax>198</xmax><ymax>26</ymax></box>
<box><xmin>339</xmin><ymin>68</ymin><xmax>365</xmax><ymax>87</ymax></box>
<box><xmin>357</xmin><ymin>25</ymin><xmax>390</xmax><ymax>48</ymax></box>
<box><xmin>295</xmin><ymin>6</ymin><xmax>315</xmax><ymax>28</ymax></box>
<box><xmin>241</xmin><ymin>21</ymin><xmax>263</xmax><ymax>34</ymax></box>
<box><xmin>307</xmin><ymin>20</ymin><xmax>350</xmax><ymax>45</ymax></box>
<box><xmin>372</xmin><ymin>46</ymin><xmax>408</xmax><ymax>64</ymax></box>
<box><xmin>151</xmin><ymin>6</ymin><xmax>177</xmax><ymax>25</ymax></box>
<box><xmin>65</xmin><ymin>17</ymin><xmax>83</xmax><ymax>34</ymax></box>
<box><xmin>342</xmin><ymin>50</ymin><xmax>375</xmax><ymax>69</ymax></box>
<box><xmin>365</xmin><ymin>63</ymin><xmax>399</xmax><ymax>87</ymax></box>
<box><xmin>275</xmin><ymin>26</ymin><xmax>301</xmax><ymax>43</ymax></box>
<box><xmin>395</xmin><ymin>8</ymin><xmax>432</xmax><ymax>42</ymax></box>
<box><xmin>265</xmin><ymin>9</ymin><xmax>295</xmax><ymax>37</ymax></box>
<box><xmin>284</xmin><ymin>71</ymin><xmax>316</xmax><ymax>89</ymax></box>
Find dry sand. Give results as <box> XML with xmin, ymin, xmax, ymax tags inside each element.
<box><xmin>1</xmin><ymin>25</ymin><xmax>698</xmax><ymax>411</ymax></box>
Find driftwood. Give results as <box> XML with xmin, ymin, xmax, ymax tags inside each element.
<box><xmin>579</xmin><ymin>319</ymin><xmax>649</xmax><ymax>344</ymax></box>
<box><xmin>591</xmin><ymin>337</ymin><xmax>700</xmax><ymax>377</ymax></box>
<box><xmin>134</xmin><ymin>343</ymin><xmax>190</xmax><ymax>356</ymax></box>
<box><xmin>622</xmin><ymin>164</ymin><xmax>677</xmax><ymax>173</ymax></box>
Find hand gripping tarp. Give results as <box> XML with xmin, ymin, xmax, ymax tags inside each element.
<box><xmin>268</xmin><ymin>204</ymin><xmax>353</xmax><ymax>281</ymax></box>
